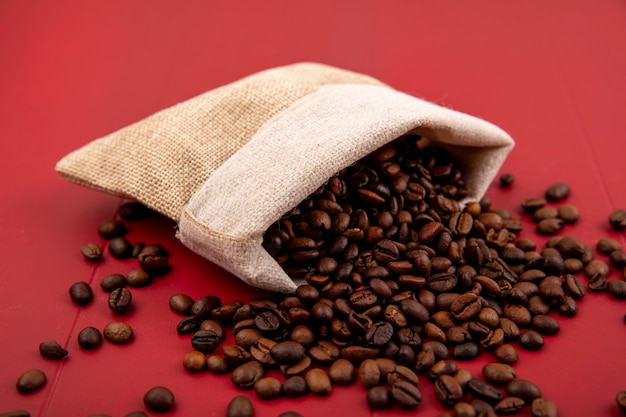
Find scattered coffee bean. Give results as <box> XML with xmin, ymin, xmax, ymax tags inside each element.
<box><xmin>482</xmin><ymin>363</ymin><xmax>516</xmax><ymax>386</ymax></box>
<box><xmin>519</xmin><ymin>330</ymin><xmax>544</xmax><ymax>351</ymax></box>
<box><xmin>545</xmin><ymin>182</ymin><xmax>570</xmax><ymax>202</ymax></box>
<box><xmin>16</xmin><ymin>369</ymin><xmax>47</xmax><ymax>394</ymax></box>
<box><xmin>495</xmin><ymin>396</ymin><xmax>525</xmax><ymax>414</ymax></box>
<box><xmin>0</xmin><ymin>411</ymin><xmax>31</xmax><ymax>417</ymax></box>
<box><xmin>367</xmin><ymin>385</ymin><xmax>392</xmax><ymax>409</ymax></box>
<box><xmin>108</xmin><ymin>287</ymin><xmax>132</xmax><ymax>314</ymax></box>
<box><xmin>507</xmin><ymin>379</ymin><xmax>542</xmax><ymax>403</ymax></box>
<box><xmin>191</xmin><ymin>330</ymin><xmax>220</xmax><ymax>353</ymax></box>
<box><xmin>226</xmin><ymin>395</ymin><xmax>254</xmax><ymax>417</ymax></box>
<box><xmin>97</xmin><ymin>220</ymin><xmax>126</xmax><ymax>239</ymax></box>
<box><xmin>206</xmin><ymin>355</ymin><xmax>229</xmax><ymax>375</ymax></box>
<box><xmin>278</xmin><ymin>413</ymin><xmax>303</xmax><ymax>417</ymax></box>
<box><xmin>81</xmin><ymin>243</ymin><xmax>103</xmax><ymax>262</ymax></box>
<box><xmin>77</xmin><ymin>326</ymin><xmax>103</xmax><ymax>350</ymax></box>
<box><xmin>69</xmin><ymin>281</ymin><xmax>93</xmax><ymax>306</ymax></box>
<box><xmin>126</xmin><ymin>269</ymin><xmax>152</xmax><ymax>287</ymax></box>
<box><xmin>169</xmin><ymin>293</ymin><xmax>195</xmax><ymax>315</ymax></box>
<box><xmin>38</xmin><ymin>340</ymin><xmax>68</xmax><ymax>360</ymax></box>
<box><xmin>108</xmin><ymin>237</ymin><xmax>133</xmax><ymax>259</ymax></box>
<box><xmin>143</xmin><ymin>386</ymin><xmax>174</xmax><ymax>413</ymax></box>
<box><xmin>608</xmin><ymin>280</ymin><xmax>626</xmax><ymax>300</ymax></box>
<box><xmin>557</xmin><ymin>204</ymin><xmax>579</xmax><ymax>224</ymax></box>
<box><xmin>499</xmin><ymin>173</ymin><xmax>514</xmax><ymax>188</ymax></box>
<box><xmin>103</xmin><ymin>322</ymin><xmax>133</xmax><ymax>344</ymax></box>
<box><xmin>390</xmin><ymin>379</ymin><xmax>422</xmax><ymax>409</ymax></box>
<box><xmin>253</xmin><ymin>376</ymin><xmax>282</xmax><ymax>400</ymax></box>
<box><xmin>531</xmin><ymin>397</ymin><xmax>558</xmax><ymax>417</ymax></box>
<box><xmin>183</xmin><ymin>351</ymin><xmax>206</xmax><ymax>373</ymax></box>
<box><xmin>609</xmin><ymin>209</ymin><xmax>626</xmax><ymax>231</ymax></box>
<box><xmin>232</xmin><ymin>361</ymin><xmax>264</xmax><ymax>390</ymax></box>
<box><xmin>616</xmin><ymin>391</ymin><xmax>626</xmax><ymax>414</ymax></box>
<box><xmin>100</xmin><ymin>273</ymin><xmax>127</xmax><ymax>292</ymax></box>
<box><xmin>124</xmin><ymin>412</ymin><xmax>148</xmax><ymax>417</ymax></box>
<box><xmin>118</xmin><ymin>201</ymin><xmax>153</xmax><ymax>221</ymax></box>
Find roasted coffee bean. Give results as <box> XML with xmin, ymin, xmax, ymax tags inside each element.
<box><xmin>143</xmin><ymin>386</ymin><xmax>174</xmax><ymax>413</ymax></box>
<box><xmin>609</xmin><ymin>208</ymin><xmax>626</xmax><ymax>231</ymax></box>
<box><xmin>414</xmin><ymin>349</ymin><xmax>436</xmax><ymax>373</ymax></box>
<box><xmin>169</xmin><ymin>293</ymin><xmax>195</xmax><ymax>315</ymax></box>
<box><xmin>519</xmin><ymin>330</ymin><xmax>544</xmax><ymax>351</ymax></box>
<box><xmin>98</xmin><ymin>220</ymin><xmax>126</xmax><ymax>239</ymax></box>
<box><xmin>507</xmin><ymin>379</ymin><xmax>542</xmax><ymax>403</ymax></box>
<box><xmin>429</xmin><ymin>359</ymin><xmax>457</xmax><ymax>381</ymax></box>
<box><xmin>536</xmin><ymin>218</ymin><xmax>564</xmax><ymax>235</ymax></box>
<box><xmin>532</xmin><ymin>206</ymin><xmax>558</xmax><ymax>222</ymax></box>
<box><xmin>126</xmin><ymin>269</ymin><xmax>151</xmax><ymax>287</ymax></box>
<box><xmin>391</xmin><ymin>379</ymin><xmax>422</xmax><ymax>409</ymax></box>
<box><xmin>213</xmin><ymin>301</ymin><xmax>244</xmax><ymax>323</ymax></box>
<box><xmin>521</xmin><ymin>198</ymin><xmax>546</xmax><ymax>214</ymax></box>
<box><xmin>482</xmin><ymin>363</ymin><xmax>516</xmax><ymax>386</ymax></box>
<box><xmin>278</xmin><ymin>412</ymin><xmax>303</xmax><ymax>417</ymax></box>
<box><xmin>557</xmin><ymin>204</ymin><xmax>579</xmax><ymax>224</ymax></box>
<box><xmin>499</xmin><ymin>173</ymin><xmax>514</xmax><ymax>187</ymax></box>
<box><xmin>367</xmin><ymin>385</ymin><xmax>392</xmax><ymax>409</ymax></box>
<box><xmin>177</xmin><ymin>316</ymin><xmax>202</xmax><ymax>335</ymax></box>
<box><xmin>305</xmin><ymin>368</ymin><xmax>332</xmax><ymax>396</ymax></box>
<box><xmin>340</xmin><ymin>345</ymin><xmax>379</xmax><ymax>363</ymax></box>
<box><xmin>359</xmin><ymin>359</ymin><xmax>381</xmax><ymax>389</ymax></box>
<box><xmin>183</xmin><ymin>350</ymin><xmax>207</xmax><ymax>373</ymax></box>
<box><xmin>531</xmin><ymin>397</ymin><xmax>558</xmax><ymax>417</ymax></box>
<box><xmin>16</xmin><ymin>369</ymin><xmax>46</xmax><ymax>394</ymax></box>
<box><xmin>206</xmin><ymin>355</ymin><xmax>229</xmax><ymax>375</ymax></box>
<box><xmin>585</xmin><ymin>259</ymin><xmax>610</xmax><ymax>278</ymax></box>
<box><xmin>0</xmin><ymin>411</ymin><xmax>32</xmax><ymax>417</ymax></box>
<box><xmin>81</xmin><ymin>243</ymin><xmax>103</xmax><ymax>262</ymax></box>
<box><xmin>610</xmin><ymin>250</ymin><xmax>626</xmax><ymax>269</ymax></box>
<box><xmin>38</xmin><ymin>340</ymin><xmax>68</xmax><ymax>360</ymax></box>
<box><xmin>280</xmin><ymin>355</ymin><xmax>311</xmax><ymax>376</ymax></box>
<box><xmin>387</xmin><ymin>365</ymin><xmax>418</xmax><ymax>387</ymax></box>
<box><xmin>608</xmin><ymin>280</ymin><xmax>626</xmax><ymax>300</ymax></box>
<box><xmin>108</xmin><ymin>237</ymin><xmax>133</xmax><ymax>259</ymax></box>
<box><xmin>365</xmin><ymin>321</ymin><xmax>394</xmax><ymax>347</ymax></box>
<box><xmin>131</xmin><ymin>242</ymin><xmax>146</xmax><ymax>258</ymax></box>
<box><xmin>308</xmin><ymin>340</ymin><xmax>340</xmax><ymax>365</ymax></box>
<box><xmin>191</xmin><ymin>296</ymin><xmax>221</xmax><ymax>319</ymax></box>
<box><xmin>453</xmin><ymin>368</ymin><xmax>474</xmax><ymax>389</ymax></box>
<box><xmin>100</xmin><ymin>273</ymin><xmax>127</xmax><ymax>292</ymax></box>
<box><xmin>137</xmin><ymin>249</ymin><xmax>169</xmax><ymax>275</ymax></box>
<box><xmin>78</xmin><ymin>326</ymin><xmax>103</xmax><ymax>350</ymax></box>
<box><xmin>328</xmin><ymin>358</ymin><xmax>355</xmax><ymax>385</ymax></box>
<box><xmin>528</xmin><ymin>296</ymin><xmax>550</xmax><ymax>316</ymax></box>
<box><xmin>494</xmin><ymin>396</ymin><xmax>525</xmax><ymax>414</ymax></box>
<box><xmin>588</xmin><ymin>273</ymin><xmax>607</xmax><ymax>292</ymax></box>
<box><xmin>69</xmin><ymin>281</ymin><xmax>93</xmax><ymax>306</ymax></box>
<box><xmin>270</xmin><ymin>340</ymin><xmax>305</xmax><ymax>363</ymax></box>
<box><xmin>452</xmin><ymin>342</ymin><xmax>480</xmax><ymax>360</ymax></box>
<box><xmin>200</xmin><ymin>320</ymin><xmax>224</xmax><ymax>340</ymax></box>
<box><xmin>531</xmin><ymin>315</ymin><xmax>560</xmax><ymax>335</ymax></box>
<box><xmin>467</xmin><ymin>378</ymin><xmax>503</xmax><ymax>403</ymax></box>
<box><xmin>450</xmin><ymin>292</ymin><xmax>481</xmax><ymax>321</ymax></box>
<box><xmin>226</xmin><ymin>395</ymin><xmax>254</xmax><ymax>417</ymax></box>
<box><xmin>108</xmin><ymin>287</ymin><xmax>132</xmax><ymax>314</ymax></box>
<box><xmin>222</xmin><ymin>345</ymin><xmax>250</xmax><ymax>366</ymax></box>
<box><xmin>232</xmin><ymin>361</ymin><xmax>265</xmax><ymax>390</ymax></box>
<box><xmin>563</xmin><ymin>274</ymin><xmax>586</xmax><ymax>299</ymax></box>
<box><xmin>545</xmin><ymin>182</ymin><xmax>571</xmax><ymax>201</ymax></box>
<box><xmin>434</xmin><ymin>374</ymin><xmax>463</xmax><ymax>408</ymax></box>
<box><xmin>250</xmin><ymin>338</ymin><xmax>278</xmax><ymax>365</ymax></box>
<box><xmin>118</xmin><ymin>201</ymin><xmax>152</xmax><ymax>221</ymax></box>
<box><xmin>253</xmin><ymin>377</ymin><xmax>282</xmax><ymax>400</ymax></box>
<box><xmin>494</xmin><ymin>344</ymin><xmax>518</xmax><ymax>365</ymax></box>
<box><xmin>597</xmin><ymin>238</ymin><xmax>622</xmax><ymax>255</ymax></box>
<box><xmin>282</xmin><ymin>376</ymin><xmax>308</xmax><ymax>398</ymax></box>
<box><xmin>557</xmin><ymin>295</ymin><xmax>577</xmax><ymax>317</ymax></box>
<box><xmin>103</xmin><ymin>322</ymin><xmax>133</xmax><ymax>344</ymax></box>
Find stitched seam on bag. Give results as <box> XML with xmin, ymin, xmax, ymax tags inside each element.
<box><xmin>181</xmin><ymin>210</ymin><xmax>261</xmax><ymax>243</ymax></box>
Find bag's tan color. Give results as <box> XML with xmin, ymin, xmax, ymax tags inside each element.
<box><xmin>56</xmin><ymin>62</ymin><xmax>514</xmax><ymax>293</ymax></box>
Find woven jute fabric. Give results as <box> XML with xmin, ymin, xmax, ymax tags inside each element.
<box><xmin>56</xmin><ymin>63</ymin><xmax>514</xmax><ymax>293</ymax></box>
<box><xmin>56</xmin><ymin>63</ymin><xmax>384</xmax><ymax>220</ymax></box>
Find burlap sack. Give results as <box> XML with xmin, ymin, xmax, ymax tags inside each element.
<box><xmin>56</xmin><ymin>62</ymin><xmax>514</xmax><ymax>293</ymax></box>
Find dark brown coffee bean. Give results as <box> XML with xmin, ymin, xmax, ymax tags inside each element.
<box><xmin>98</xmin><ymin>220</ymin><xmax>126</xmax><ymax>239</ymax></box>
<box><xmin>531</xmin><ymin>315</ymin><xmax>560</xmax><ymax>335</ymax></box>
<box><xmin>143</xmin><ymin>386</ymin><xmax>174</xmax><ymax>413</ymax></box>
<box><xmin>103</xmin><ymin>322</ymin><xmax>133</xmax><ymax>344</ymax></box>
<box><xmin>557</xmin><ymin>295</ymin><xmax>578</xmax><ymax>317</ymax></box>
<box><xmin>222</xmin><ymin>345</ymin><xmax>250</xmax><ymax>366</ymax></box>
<box><xmin>232</xmin><ymin>361</ymin><xmax>264</xmax><ymax>390</ymax></box>
<box><xmin>182</xmin><ymin>350</ymin><xmax>207</xmax><ymax>373</ymax></box>
<box><xmin>482</xmin><ymin>363</ymin><xmax>516</xmax><ymax>386</ymax></box>
<box><xmin>359</xmin><ymin>358</ymin><xmax>381</xmax><ymax>389</ymax></box>
<box><xmin>588</xmin><ymin>273</ymin><xmax>608</xmax><ymax>292</ymax></box>
<box><xmin>176</xmin><ymin>316</ymin><xmax>202</xmax><ymax>335</ymax></box>
<box><xmin>428</xmin><ymin>359</ymin><xmax>457</xmax><ymax>381</ymax></box>
<box><xmin>108</xmin><ymin>287</ymin><xmax>132</xmax><ymax>314</ymax></box>
<box><xmin>414</xmin><ymin>349</ymin><xmax>436</xmax><ymax>373</ymax></box>
<box><xmin>434</xmin><ymin>374</ymin><xmax>463</xmax><ymax>408</ymax></box>
<box><xmin>81</xmin><ymin>243</ymin><xmax>103</xmax><ymax>262</ymax></box>
<box><xmin>137</xmin><ymin>248</ymin><xmax>169</xmax><ymax>275</ymax></box>
<box><xmin>0</xmin><ymin>411</ymin><xmax>32</xmax><ymax>417</ymax></box>
<box><xmin>38</xmin><ymin>340</ymin><xmax>68</xmax><ymax>360</ymax></box>
<box><xmin>340</xmin><ymin>345</ymin><xmax>379</xmax><ymax>364</ymax></box>
<box><xmin>519</xmin><ymin>330</ymin><xmax>544</xmax><ymax>351</ymax></box>
<box><xmin>118</xmin><ymin>201</ymin><xmax>152</xmax><ymax>221</ymax></box>
<box><xmin>609</xmin><ymin>208</ymin><xmax>626</xmax><ymax>231</ymax></box>
<box><xmin>494</xmin><ymin>396</ymin><xmax>525</xmax><ymax>414</ymax></box>
<box><xmin>610</xmin><ymin>250</ymin><xmax>626</xmax><ymax>269</ymax></box>
<box><xmin>531</xmin><ymin>397</ymin><xmax>558</xmax><ymax>417</ymax></box>
<box><xmin>206</xmin><ymin>355</ymin><xmax>229</xmax><ymax>375</ymax></box>
<box><xmin>545</xmin><ymin>182</ymin><xmax>570</xmax><ymax>201</ymax></box>
<box><xmin>557</xmin><ymin>204</ymin><xmax>579</xmax><ymax>224</ymax></box>
<box><xmin>226</xmin><ymin>395</ymin><xmax>254</xmax><ymax>417</ymax></box>
<box><xmin>327</xmin><ymin>358</ymin><xmax>355</xmax><ymax>385</ymax></box>
<box><xmin>365</xmin><ymin>321</ymin><xmax>394</xmax><ymax>347</ymax></box>
<box><xmin>282</xmin><ymin>376</ymin><xmax>308</xmax><ymax>398</ymax></box>
<box><xmin>597</xmin><ymin>238</ymin><xmax>622</xmax><ymax>255</ymax></box>
<box><xmin>521</xmin><ymin>198</ymin><xmax>546</xmax><ymax>213</ymax></box>
<box><xmin>499</xmin><ymin>173</ymin><xmax>514</xmax><ymax>187</ymax></box>
<box><xmin>308</xmin><ymin>340</ymin><xmax>340</xmax><ymax>365</ymax></box>
<box><xmin>69</xmin><ymin>281</ymin><xmax>93</xmax><ymax>306</ymax></box>
<box><xmin>366</xmin><ymin>385</ymin><xmax>392</xmax><ymax>409</ymax></box>
<box><xmin>305</xmin><ymin>368</ymin><xmax>332</xmax><ymax>396</ymax></box>
<box><xmin>250</xmin><ymin>338</ymin><xmax>277</xmax><ymax>365</ymax></box>
<box><xmin>608</xmin><ymin>280</ymin><xmax>626</xmax><ymax>300</ymax></box>
<box><xmin>532</xmin><ymin>206</ymin><xmax>558</xmax><ymax>222</ymax></box>
<box><xmin>126</xmin><ymin>269</ymin><xmax>151</xmax><ymax>287</ymax></box>
<box><xmin>100</xmin><ymin>273</ymin><xmax>127</xmax><ymax>292</ymax></box>
<box><xmin>536</xmin><ymin>218</ymin><xmax>564</xmax><ymax>235</ymax></box>
<box><xmin>108</xmin><ymin>237</ymin><xmax>133</xmax><ymax>259</ymax></box>
<box><xmin>16</xmin><ymin>369</ymin><xmax>47</xmax><ymax>394</ymax></box>
<box><xmin>563</xmin><ymin>274</ymin><xmax>586</xmax><ymax>299</ymax></box>
<box><xmin>253</xmin><ymin>377</ymin><xmax>282</xmax><ymax>400</ymax></box>
<box><xmin>507</xmin><ymin>379</ymin><xmax>542</xmax><ymax>403</ymax></box>
<box><xmin>131</xmin><ymin>242</ymin><xmax>147</xmax><ymax>258</ymax></box>
<box><xmin>450</xmin><ymin>292</ymin><xmax>481</xmax><ymax>321</ymax></box>
<box><xmin>453</xmin><ymin>342</ymin><xmax>480</xmax><ymax>361</ymax></box>
<box><xmin>467</xmin><ymin>378</ymin><xmax>503</xmax><ymax>403</ymax></box>
<box><xmin>270</xmin><ymin>340</ymin><xmax>305</xmax><ymax>364</ymax></box>
<box><xmin>169</xmin><ymin>293</ymin><xmax>195</xmax><ymax>315</ymax></box>
<box><xmin>453</xmin><ymin>401</ymin><xmax>477</xmax><ymax>417</ymax></box>
<box><xmin>391</xmin><ymin>379</ymin><xmax>422</xmax><ymax>409</ymax></box>
<box><xmin>78</xmin><ymin>326</ymin><xmax>103</xmax><ymax>350</ymax></box>
<box><xmin>494</xmin><ymin>344</ymin><xmax>518</xmax><ymax>365</ymax></box>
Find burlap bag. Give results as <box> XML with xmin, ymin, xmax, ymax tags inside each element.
<box><xmin>56</xmin><ymin>62</ymin><xmax>514</xmax><ymax>293</ymax></box>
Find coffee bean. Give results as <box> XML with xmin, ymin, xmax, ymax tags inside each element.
<box><xmin>563</xmin><ymin>274</ymin><xmax>586</xmax><ymax>299</ymax></box>
<box><xmin>108</xmin><ymin>237</ymin><xmax>133</xmax><ymax>259</ymax></box>
<box><xmin>69</xmin><ymin>281</ymin><xmax>93</xmax><ymax>306</ymax></box>
<box><xmin>609</xmin><ymin>208</ymin><xmax>626</xmax><ymax>231</ymax></box>
<box><xmin>521</xmin><ymin>198</ymin><xmax>546</xmax><ymax>214</ymax></box>
<box><xmin>305</xmin><ymin>368</ymin><xmax>332</xmax><ymax>396</ymax></box>
<box><xmin>557</xmin><ymin>204</ymin><xmax>579</xmax><ymax>224</ymax></box>
<box><xmin>191</xmin><ymin>330</ymin><xmax>220</xmax><ymax>353</ymax></box>
<box><xmin>610</xmin><ymin>250</ymin><xmax>626</xmax><ymax>269</ymax></box>
<box><xmin>222</xmin><ymin>345</ymin><xmax>251</xmax><ymax>367</ymax></box>
<box><xmin>617</xmin><ymin>391</ymin><xmax>626</xmax><ymax>414</ymax></box>
<box><xmin>250</xmin><ymin>338</ymin><xmax>278</xmax><ymax>365</ymax></box>
<box><xmin>531</xmin><ymin>315</ymin><xmax>560</xmax><ymax>335</ymax></box>
<box><xmin>359</xmin><ymin>359</ymin><xmax>381</xmax><ymax>389</ymax></box>
<box><xmin>143</xmin><ymin>386</ymin><xmax>174</xmax><ymax>413</ymax></box>
<box><xmin>131</xmin><ymin>242</ymin><xmax>146</xmax><ymax>258</ymax></box>
<box><xmin>434</xmin><ymin>374</ymin><xmax>463</xmax><ymax>408</ymax></box>
<box><xmin>118</xmin><ymin>201</ymin><xmax>152</xmax><ymax>221</ymax></box>
<box><xmin>0</xmin><ymin>410</ymin><xmax>31</xmax><ymax>417</ymax></box>
<box><xmin>531</xmin><ymin>397</ymin><xmax>558</xmax><ymax>417</ymax></box>
<box><xmin>545</xmin><ymin>182</ymin><xmax>570</xmax><ymax>201</ymax></box>
<box><xmin>169</xmin><ymin>293</ymin><xmax>195</xmax><ymax>315</ymax></box>
<box><xmin>253</xmin><ymin>377</ymin><xmax>282</xmax><ymax>400</ymax></box>
<box><xmin>467</xmin><ymin>378</ymin><xmax>503</xmax><ymax>403</ymax></box>
<box><xmin>98</xmin><ymin>220</ymin><xmax>126</xmax><ymax>239</ymax></box>
<box><xmin>507</xmin><ymin>379</ymin><xmax>542</xmax><ymax>403</ymax></box>
<box><xmin>450</xmin><ymin>292</ymin><xmax>482</xmax><ymax>321</ymax></box>
<box><xmin>597</xmin><ymin>238</ymin><xmax>622</xmax><ymax>255</ymax></box>
<box><xmin>138</xmin><ymin>249</ymin><xmax>169</xmax><ymax>275</ymax></box>
<box><xmin>103</xmin><ymin>321</ymin><xmax>133</xmax><ymax>344</ymax></box>
<box><xmin>81</xmin><ymin>243</ymin><xmax>103</xmax><ymax>262</ymax></box>
<box><xmin>536</xmin><ymin>218</ymin><xmax>564</xmax><ymax>235</ymax></box>
<box><xmin>38</xmin><ymin>340</ymin><xmax>68</xmax><ymax>360</ymax></box>
<box><xmin>226</xmin><ymin>395</ymin><xmax>254</xmax><ymax>417</ymax></box>
<box><xmin>124</xmin><ymin>412</ymin><xmax>148</xmax><ymax>417</ymax></box>
<box><xmin>519</xmin><ymin>330</ymin><xmax>544</xmax><ymax>351</ymax></box>
<box><xmin>390</xmin><ymin>379</ymin><xmax>422</xmax><ymax>409</ymax></box>
<box><xmin>200</xmin><ymin>320</ymin><xmax>225</xmax><ymax>340</ymax></box>
<box><xmin>183</xmin><ymin>351</ymin><xmax>206</xmax><ymax>373</ymax></box>
<box><xmin>281</xmin><ymin>375</ymin><xmax>308</xmax><ymax>398</ymax></box>
<box><xmin>191</xmin><ymin>296</ymin><xmax>221</xmax><ymax>319</ymax></box>
<box><xmin>482</xmin><ymin>363</ymin><xmax>516</xmax><ymax>386</ymax></box>
<box><xmin>367</xmin><ymin>385</ymin><xmax>392</xmax><ymax>409</ymax></box>
<box><xmin>108</xmin><ymin>287</ymin><xmax>132</xmax><ymax>314</ymax></box>
<box><xmin>452</xmin><ymin>342</ymin><xmax>480</xmax><ymax>361</ymax></box>
<box><xmin>78</xmin><ymin>326</ymin><xmax>103</xmax><ymax>350</ymax></box>
<box><xmin>177</xmin><ymin>316</ymin><xmax>202</xmax><ymax>335</ymax></box>
<box><xmin>365</xmin><ymin>321</ymin><xmax>394</xmax><ymax>347</ymax></box>
<box><xmin>126</xmin><ymin>269</ymin><xmax>152</xmax><ymax>287</ymax></box>
<box><xmin>206</xmin><ymin>355</ymin><xmax>229</xmax><ymax>375</ymax></box>
<box><xmin>608</xmin><ymin>280</ymin><xmax>626</xmax><ymax>300</ymax></box>
<box><xmin>270</xmin><ymin>340</ymin><xmax>305</xmax><ymax>364</ymax></box>
<box><xmin>533</xmin><ymin>206</ymin><xmax>558</xmax><ymax>222</ymax></box>
<box><xmin>16</xmin><ymin>369</ymin><xmax>47</xmax><ymax>394</ymax></box>
<box><xmin>100</xmin><ymin>273</ymin><xmax>127</xmax><ymax>292</ymax></box>
<box><xmin>453</xmin><ymin>401</ymin><xmax>477</xmax><ymax>417</ymax></box>
<box><xmin>231</xmin><ymin>361</ymin><xmax>264</xmax><ymax>390</ymax></box>
<box><xmin>494</xmin><ymin>396</ymin><xmax>525</xmax><ymax>414</ymax></box>
<box><xmin>499</xmin><ymin>173</ymin><xmax>514</xmax><ymax>187</ymax></box>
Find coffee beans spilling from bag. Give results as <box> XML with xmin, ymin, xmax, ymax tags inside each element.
<box><xmin>12</xmin><ymin>134</ymin><xmax>626</xmax><ymax>416</ymax></box>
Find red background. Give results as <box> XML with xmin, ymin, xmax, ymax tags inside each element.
<box><xmin>1</xmin><ymin>1</ymin><xmax>626</xmax><ymax>416</ymax></box>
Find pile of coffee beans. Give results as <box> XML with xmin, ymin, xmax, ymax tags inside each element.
<box><xmin>10</xmin><ymin>133</ymin><xmax>626</xmax><ymax>417</ymax></box>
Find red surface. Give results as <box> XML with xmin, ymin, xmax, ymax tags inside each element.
<box><xmin>1</xmin><ymin>1</ymin><xmax>626</xmax><ymax>416</ymax></box>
